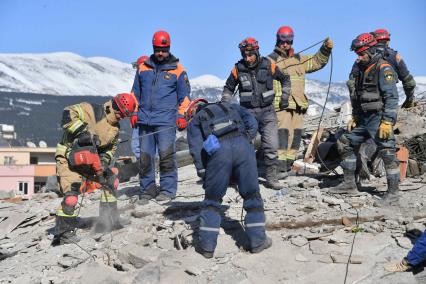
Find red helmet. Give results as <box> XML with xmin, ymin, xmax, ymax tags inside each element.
<box><xmin>184</xmin><ymin>98</ymin><xmax>208</xmax><ymax>121</ymax></box>
<box><xmin>276</xmin><ymin>26</ymin><xmax>294</xmax><ymax>43</ymax></box>
<box><xmin>350</xmin><ymin>33</ymin><xmax>377</xmax><ymax>55</ymax></box>
<box><xmin>136</xmin><ymin>55</ymin><xmax>149</xmax><ymax>66</ymax></box>
<box><xmin>152</xmin><ymin>30</ymin><xmax>171</xmax><ymax>47</ymax></box>
<box><xmin>113</xmin><ymin>93</ymin><xmax>138</xmax><ymax>118</ymax></box>
<box><xmin>373</xmin><ymin>28</ymin><xmax>390</xmax><ymax>41</ymax></box>
<box><xmin>132</xmin><ymin>55</ymin><xmax>149</xmax><ymax>69</ymax></box>
<box><xmin>238</xmin><ymin>37</ymin><xmax>259</xmax><ymax>52</ymax></box>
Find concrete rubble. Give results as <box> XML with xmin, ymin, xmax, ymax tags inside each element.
<box><xmin>0</xmin><ymin>165</ymin><xmax>426</xmax><ymax>284</ymax></box>
<box><xmin>2</xmin><ymin>100</ymin><xmax>426</xmax><ymax>283</ymax></box>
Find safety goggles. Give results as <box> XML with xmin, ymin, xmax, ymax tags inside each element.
<box><xmin>153</xmin><ymin>46</ymin><xmax>170</xmax><ymax>53</ymax></box>
<box><xmin>278</xmin><ymin>39</ymin><xmax>293</xmax><ymax>45</ymax></box>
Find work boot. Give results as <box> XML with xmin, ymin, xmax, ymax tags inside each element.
<box><xmin>277</xmin><ymin>160</ymin><xmax>290</xmax><ymax>180</ymax></box>
<box><xmin>381</xmin><ymin>174</ymin><xmax>399</xmax><ymax>204</ymax></box>
<box><xmin>264</xmin><ymin>165</ymin><xmax>283</xmax><ymax>190</ymax></box>
<box><xmin>52</xmin><ymin>216</ymin><xmax>80</xmax><ymax>245</ymax></box>
<box><xmin>384</xmin><ymin>258</ymin><xmax>412</xmax><ymax>272</ymax></box>
<box><xmin>156</xmin><ymin>192</ymin><xmax>172</xmax><ymax>202</ymax></box>
<box><xmin>137</xmin><ymin>184</ymin><xmax>158</xmax><ymax>205</ymax></box>
<box><xmin>327</xmin><ymin>169</ymin><xmax>359</xmax><ymax>194</ymax></box>
<box><xmin>250</xmin><ymin>237</ymin><xmax>272</xmax><ymax>254</ymax></box>
<box><xmin>95</xmin><ymin>201</ymin><xmax>130</xmax><ymax>233</ymax></box>
<box><xmin>194</xmin><ymin>244</ymin><xmax>214</xmax><ymax>259</ymax></box>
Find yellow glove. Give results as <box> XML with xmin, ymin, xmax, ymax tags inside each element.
<box><xmin>347</xmin><ymin>117</ymin><xmax>357</xmax><ymax>132</ymax></box>
<box><xmin>325</xmin><ymin>37</ymin><xmax>333</xmax><ymax>49</ymax></box>
<box><xmin>378</xmin><ymin>120</ymin><xmax>393</xmax><ymax>140</ymax></box>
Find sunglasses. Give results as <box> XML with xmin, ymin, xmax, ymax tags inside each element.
<box><xmin>279</xmin><ymin>40</ymin><xmax>293</xmax><ymax>45</ymax></box>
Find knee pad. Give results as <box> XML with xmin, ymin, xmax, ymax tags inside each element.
<box><xmin>278</xmin><ymin>128</ymin><xmax>289</xmax><ymax>150</ymax></box>
<box><xmin>291</xmin><ymin>129</ymin><xmax>303</xmax><ymax>150</ymax></box>
<box><xmin>64</xmin><ymin>195</ymin><xmax>78</xmax><ymax>207</ymax></box>
<box><xmin>379</xmin><ymin>149</ymin><xmax>399</xmax><ymax>169</ymax></box>
<box><xmin>140</xmin><ymin>153</ymin><xmax>152</xmax><ymax>175</ymax></box>
<box><xmin>159</xmin><ymin>146</ymin><xmax>175</xmax><ymax>173</ymax></box>
<box><xmin>62</xmin><ymin>192</ymin><xmax>78</xmax><ymax>215</ymax></box>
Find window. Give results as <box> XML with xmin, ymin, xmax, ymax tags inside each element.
<box><xmin>30</xmin><ymin>157</ymin><xmax>38</xmax><ymax>164</ymax></box>
<box><xmin>18</xmin><ymin>182</ymin><xmax>28</xmax><ymax>195</ymax></box>
<box><xmin>4</xmin><ymin>156</ymin><xmax>14</xmax><ymax>165</ymax></box>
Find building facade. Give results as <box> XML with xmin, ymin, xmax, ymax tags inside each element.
<box><xmin>0</xmin><ymin>147</ymin><xmax>56</xmax><ymax>199</ymax></box>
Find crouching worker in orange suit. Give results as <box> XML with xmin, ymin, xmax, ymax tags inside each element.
<box><xmin>53</xmin><ymin>93</ymin><xmax>138</xmax><ymax>245</ymax></box>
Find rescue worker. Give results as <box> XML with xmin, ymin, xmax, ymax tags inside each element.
<box><xmin>384</xmin><ymin>229</ymin><xmax>426</xmax><ymax>272</ymax></box>
<box><xmin>221</xmin><ymin>37</ymin><xmax>291</xmax><ymax>190</ymax></box>
<box><xmin>329</xmin><ymin>33</ymin><xmax>400</xmax><ymax>201</ymax></box>
<box><xmin>347</xmin><ymin>28</ymin><xmax>416</xmax><ymax>112</ymax></box>
<box><xmin>268</xmin><ymin>26</ymin><xmax>333</xmax><ymax>175</ymax></box>
<box><xmin>130</xmin><ymin>55</ymin><xmax>149</xmax><ymax>159</ymax></box>
<box><xmin>132</xmin><ymin>30</ymin><xmax>191</xmax><ymax>203</ymax></box>
<box><xmin>186</xmin><ymin>99</ymin><xmax>272</xmax><ymax>258</ymax></box>
<box><xmin>54</xmin><ymin>93</ymin><xmax>138</xmax><ymax>244</ymax></box>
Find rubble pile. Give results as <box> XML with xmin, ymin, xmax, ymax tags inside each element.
<box><xmin>1</xmin><ymin>165</ymin><xmax>426</xmax><ymax>283</ymax></box>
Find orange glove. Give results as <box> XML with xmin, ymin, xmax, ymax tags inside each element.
<box><xmin>176</xmin><ymin>117</ymin><xmax>188</xmax><ymax>130</ymax></box>
<box><xmin>378</xmin><ymin>120</ymin><xmax>393</xmax><ymax>140</ymax></box>
<box><xmin>130</xmin><ymin>114</ymin><xmax>138</xmax><ymax>128</ymax></box>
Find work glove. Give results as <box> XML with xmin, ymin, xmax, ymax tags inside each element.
<box><xmin>401</xmin><ymin>96</ymin><xmax>416</xmax><ymax>109</ymax></box>
<box><xmin>98</xmin><ymin>167</ymin><xmax>119</xmax><ymax>192</ymax></box>
<box><xmin>347</xmin><ymin>117</ymin><xmax>357</xmax><ymax>132</ymax></box>
<box><xmin>176</xmin><ymin>117</ymin><xmax>188</xmax><ymax>130</ymax></box>
<box><xmin>279</xmin><ymin>97</ymin><xmax>289</xmax><ymax>110</ymax></box>
<box><xmin>130</xmin><ymin>114</ymin><xmax>138</xmax><ymax>128</ymax></box>
<box><xmin>324</xmin><ymin>37</ymin><xmax>333</xmax><ymax>49</ymax></box>
<box><xmin>378</xmin><ymin>120</ymin><xmax>393</xmax><ymax>140</ymax></box>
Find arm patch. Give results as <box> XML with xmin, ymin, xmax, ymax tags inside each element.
<box><xmin>384</xmin><ymin>69</ymin><xmax>395</xmax><ymax>82</ymax></box>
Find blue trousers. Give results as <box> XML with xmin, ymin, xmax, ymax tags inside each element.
<box><xmin>407</xmin><ymin>230</ymin><xmax>426</xmax><ymax>266</ymax></box>
<box><xmin>338</xmin><ymin>112</ymin><xmax>399</xmax><ymax>179</ymax></box>
<box><xmin>139</xmin><ymin>125</ymin><xmax>177</xmax><ymax>197</ymax></box>
<box><xmin>131</xmin><ymin>128</ymin><xmax>140</xmax><ymax>159</ymax></box>
<box><xmin>199</xmin><ymin>136</ymin><xmax>266</xmax><ymax>252</ymax></box>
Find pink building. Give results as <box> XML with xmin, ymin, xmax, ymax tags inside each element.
<box><xmin>0</xmin><ymin>147</ymin><xmax>56</xmax><ymax>199</ymax></box>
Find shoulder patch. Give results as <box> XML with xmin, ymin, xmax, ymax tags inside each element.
<box><xmin>383</xmin><ymin>69</ymin><xmax>395</xmax><ymax>82</ymax></box>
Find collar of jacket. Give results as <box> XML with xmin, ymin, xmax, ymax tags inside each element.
<box><xmin>237</xmin><ymin>56</ymin><xmax>267</xmax><ymax>71</ymax></box>
<box><xmin>273</xmin><ymin>46</ymin><xmax>294</xmax><ymax>58</ymax></box>
<box><xmin>145</xmin><ymin>54</ymin><xmax>179</xmax><ymax>71</ymax></box>
<box><xmin>103</xmin><ymin>100</ymin><xmax>119</xmax><ymax>125</ymax></box>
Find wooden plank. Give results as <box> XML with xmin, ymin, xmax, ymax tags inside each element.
<box><xmin>304</xmin><ymin>128</ymin><xmax>324</xmax><ymax>164</ymax></box>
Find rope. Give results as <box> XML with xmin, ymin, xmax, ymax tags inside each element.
<box><xmin>274</xmin><ymin>39</ymin><xmax>326</xmax><ymax>67</ymax></box>
<box><xmin>118</xmin><ymin>125</ymin><xmax>177</xmax><ymax>144</ymax></box>
<box><xmin>67</xmin><ymin>178</ymin><xmax>96</xmax><ymax>261</ymax></box>
<box><xmin>344</xmin><ymin>207</ymin><xmax>360</xmax><ymax>284</ymax></box>
<box><xmin>310</xmin><ymin>51</ymin><xmax>339</xmax><ymax>175</ymax></box>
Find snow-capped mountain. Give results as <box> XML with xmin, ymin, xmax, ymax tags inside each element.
<box><xmin>1</xmin><ymin>52</ymin><xmax>425</xmax><ymax>115</ymax></box>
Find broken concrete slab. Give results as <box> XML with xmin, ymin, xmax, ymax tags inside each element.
<box><xmin>118</xmin><ymin>244</ymin><xmax>162</xmax><ymax>269</ymax></box>
<box><xmin>330</xmin><ymin>253</ymin><xmax>362</xmax><ymax>264</ymax></box>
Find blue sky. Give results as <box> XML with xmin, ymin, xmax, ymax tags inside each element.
<box><xmin>1</xmin><ymin>0</ymin><xmax>425</xmax><ymax>82</ymax></box>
